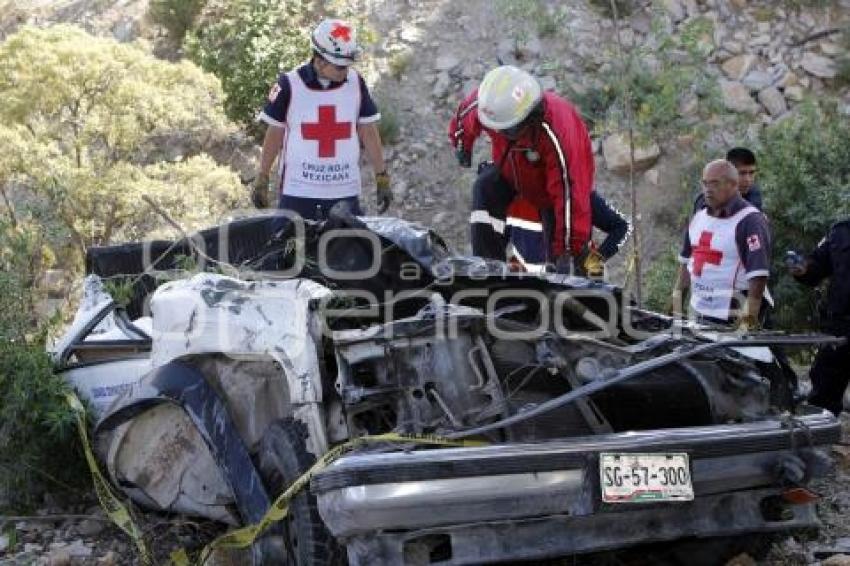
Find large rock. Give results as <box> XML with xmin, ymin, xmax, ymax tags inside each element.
<box><xmin>801</xmin><ymin>52</ymin><xmax>836</xmax><ymax>78</ymax></box>
<box><xmin>683</xmin><ymin>0</ymin><xmax>699</xmax><ymax>17</ymax></box>
<box><xmin>539</xmin><ymin>75</ymin><xmax>557</xmax><ymax>91</ymax></box>
<box><xmin>76</xmin><ymin>518</ymin><xmax>106</xmax><ymax>537</ymax></box>
<box><xmin>784</xmin><ymin>85</ymin><xmax>805</xmax><ymax>102</ymax></box>
<box><xmin>742</xmin><ymin>69</ymin><xmax>774</xmax><ymax>91</ymax></box>
<box><xmin>644</xmin><ymin>167</ymin><xmax>660</xmax><ymax>186</ymax></box>
<box><xmin>721</xmin><ymin>54</ymin><xmax>757</xmax><ymax>80</ymax></box>
<box><xmin>432</xmin><ymin>71</ymin><xmax>451</xmax><ymax>98</ymax></box>
<box><xmin>720</xmin><ymin>80</ymin><xmax>760</xmax><ymax>114</ymax></box>
<box><xmin>66</xmin><ymin>539</ymin><xmax>93</xmax><ymax>558</ymax></box>
<box><xmin>434</xmin><ymin>53</ymin><xmax>460</xmax><ymax>72</ymax></box>
<box><xmin>661</xmin><ymin>0</ymin><xmax>686</xmax><ymax>23</ymax></box>
<box><xmin>758</xmin><ymin>86</ymin><xmax>787</xmax><ymax>116</ymax></box>
<box><xmin>602</xmin><ymin>134</ymin><xmax>661</xmax><ymax>173</ymax></box>
<box><xmin>399</xmin><ymin>24</ymin><xmax>422</xmax><ymax>44</ymax></box>
<box><xmin>111</xmin><ymin>18</ymin><xmax>138</xmax><ymax>43</ymax></box>
<box><xmin>630</xmin><ymin>12</ymin><xmax>653</xmax><ymax>35</ymax></box>
<box><xmin>777</xmin><ymin>68</ymin><xmax>799</xmax><ymax>88</ymax></box>
<box><xmin>46</xmin><ymin>548</ymin><xmax>72</xmax><ymax>566</ymax></box>
<box><xmin>820</xmin><ymin>40</ymin><xmax>841</xmax><ymax>56</ymax></box>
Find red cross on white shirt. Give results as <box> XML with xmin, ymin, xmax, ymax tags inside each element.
<box><xmin>692</xmin><ymin>230</ymin><xmax>723</xmax><ymax>276</ymax></box>
<box><xmin>301</xmin><ymin>105</ymin><xmax>352</xmax><ymax>158</ymax></box>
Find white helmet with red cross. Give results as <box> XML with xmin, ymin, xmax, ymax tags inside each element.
<box><xmin>311</xmin><ymin>19</ymin><xmax>360</xmax><ymax>67</ymax></box>
<box><xmin>477</xmin><ymin>65</ymin><xmax>543</xmax><ymax>130</ymax></box>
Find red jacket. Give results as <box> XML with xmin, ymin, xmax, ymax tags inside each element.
<box><xmin>449</xmin><ymin>90</ymin><xmax>594</xmax><ymax>257</ymax></box>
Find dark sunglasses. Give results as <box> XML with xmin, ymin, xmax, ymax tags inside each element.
<box><xmin>319</xmin><ymin>56</ymin><xmax>348</xmax><ymax>72</ymax></box>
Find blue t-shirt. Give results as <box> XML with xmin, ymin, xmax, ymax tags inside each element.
<box><xmin>257</xmin><ymin>62</ymin><xmax>380</xmax><ymax>127</ymax></box>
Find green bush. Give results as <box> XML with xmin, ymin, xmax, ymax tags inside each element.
<box><xmin>148</xmin><ymin>0</ymin><xmax>206</xmax><ymax>45</ymax></box>
<box><xmin>571</xmin><ymin>16</ymin><xmax>718</xmax><ymax>141</ymax></box>
<box><xmin>0</xmin><ymin>25</ymin><xmax>243</xmax><ymax>262</ymax></box>
<box><xmin>388</xmin><ymin>51</ymin><xmax>412</xmax><ymax>80</ymax></box>
<box><xmin>0</xmin><ymin>221</ymin><xmax>89</xmax><ymax>510</ymax></box>
<box><xmin>644</xmin><ymin>243</ymin><xmax>682</xmax><ymax>313</ymax></box>
<box><xmin>185</xmin><ymin>0</ymin><xmax>312</xmax><ymax>135</ymax></box>
<box><xmin>495</xmin><ymin>0</ymin><xmax>568</xmax><ymax>54</ymax></box>
<box><xmin>587</xmin><ymin>0</ymin><xmax>636</xmax><ymax>18</ymax></box>
<box><xmin>759</xmin><ymin>100</ymin><xmax>850</xmax><ymax>330</ymax></box>
<box><xmin>376</xmin><ymin>100</ymin><xmax>400</xmax><ymax>146</ymax></box>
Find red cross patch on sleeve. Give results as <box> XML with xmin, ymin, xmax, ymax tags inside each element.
<box><xmin>747</xmin><ymin>234</ymin><xmax>761</xmax><ymax>251</ymax></box>
<box><xmin>267</xmin><ymin>83</ymin><xmax>281</xmax><ymax>103</ymax></box>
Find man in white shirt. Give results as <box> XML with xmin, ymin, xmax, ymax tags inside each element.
<box><xmin>253</xmin><ymin>19</ymin><xmax>390</xmax><ymax>220</ymax></box>
<box><xmin>672</xmin><ymin>159</ymin><xmax>772</xmax><ymax>329</ymax></box>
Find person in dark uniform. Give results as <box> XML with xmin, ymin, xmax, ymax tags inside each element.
<box><xmin>487</xmin><ymin>190</ymin><xmax>631</xmax><ymax>276</ymax></box>
<box><xmin>790</xmin><ymin>218</ymin><xmax>850</xmax><ymax>416</ymax></box>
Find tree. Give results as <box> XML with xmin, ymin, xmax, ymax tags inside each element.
<box><xmin>0</xmin><ymin>218</ymin><xmax>89</xmax><ymax>510</ymax></box>
<box><xmin>0</xmin><ymin>25</ymin><xmax>246</xmax><ymax>264</ymax></box>
<box><xmin>759</xmin><ymin>100</ymin><xmax>850</xmax><ymax>330</ymax></box>
<box><xmin>569</xmin><ymin>12</ymin><xmax>719</xmax><ymax>305</ymax></box>
<box><xmin>185</xmin><ymin>0</ymin><xmax>312</xmax><ymax>135</ymax></box>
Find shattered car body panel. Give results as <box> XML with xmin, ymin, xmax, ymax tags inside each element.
<box><xmin>55</xmin><ymin>212</ymin><xmax>845</xmax><ymax>565</ymax></box>
<box><xmin>52</xmin><ymin>276</ymin><xmax>153</xmax><ymax>416</ymax></box>
<box><xmin>104</xmin><ymin>402</ymin><xmax>238</xmax><ymax>524</ymax></box>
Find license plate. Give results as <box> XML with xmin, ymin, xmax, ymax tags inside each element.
<box><xmin>600</xmin><ymin>452</ymin><xmax>694</xmax><ymax>503</ymax></box>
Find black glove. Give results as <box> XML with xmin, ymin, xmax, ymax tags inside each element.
<box><xmin>376</xmin><ymin>171</ymin><xmax>392</xmax><ymax>214</ymax></box>
<box><xmin>456</xmin><ymin>147</ymin><xmax>472</xmax><ymax>168</ymax></box>
<box><xmin>251</xmin><ymin>174</ymin><xmax>270</xmax><ymax>209</ymax></box>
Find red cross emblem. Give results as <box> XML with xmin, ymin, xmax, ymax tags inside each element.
<box><xmin>330</xmin><ymin>23</ymin><xmax>352</xmax><ymax>42</ymax></box>
<box><xmin>301</xmin><ymin>105</ymin><xmax>352</xmax><ymax>158</ymax></box>
<box><xmin>692</xmin><ymin>230</ymin><xmax>723</xmax><ymax>276</ymax></box>
<box><xmin>747</xmin><ymin>234</ymin><xmax>761</xmax><ymax>251</ymax></box>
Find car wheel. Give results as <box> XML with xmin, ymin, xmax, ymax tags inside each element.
<box><xmin>257</xmin><ymin>418</ymin><xmax>344</xmax><ymax>566</ymax></box>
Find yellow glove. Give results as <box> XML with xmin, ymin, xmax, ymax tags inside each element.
<box><xmin>376</xmin><ymin>171</ymin><xmax>392</xmax><ymax>213</ymax></box>
<box><xmin>736</xmin><ymin>313</ymin><xmax>760</xmax><ymax>333</ymax></box>
<box><xmin>582</xmin><ymin>248</ymin><xmax>605</xmax><ymax>279</ymax></box>
<box><xmin>251</xmin><ymin>174</ymin><xmax>270</xmax><ymax>209</ymax></box>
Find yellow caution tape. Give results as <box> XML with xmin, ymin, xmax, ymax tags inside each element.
<box><xmin>176</xmin><ymin>432</ymin><xmax>486</xmax><ymax>566</ymax></box>
<box><xmin>65</xmin><ymin>393</ymin><xmax>152</xmax><ymax>566</ymax></box>
<box><xmin>66</xmin><ymin>388</ymin><xmax>482</xmax><ymax>566</ymax></box>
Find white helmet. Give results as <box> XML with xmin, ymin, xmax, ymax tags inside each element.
<box><xmin>311</xmin><ymin>19</ymin><xmax>360</xmax><ymax>66</ymax></box>
<box><xmin>477</xmin><ymin>66</ymin><xmax>543</xmax><ymax>130</ymax></box>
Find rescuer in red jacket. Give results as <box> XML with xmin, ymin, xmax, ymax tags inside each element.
<box><xmin>448</xmin><ymin>65</ymin><xmax>594</xmax><ymax>272</ymax></box>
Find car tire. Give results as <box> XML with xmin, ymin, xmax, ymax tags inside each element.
<box><xmin>257</xmin><ymin>418</ymin><xmax>344</xmax><ymax>566</ymax></box>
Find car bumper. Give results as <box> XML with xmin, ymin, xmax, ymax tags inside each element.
<box><xmin>312</xmin><ymin>410</ymin><xmax>839</xmax><ymax>564</ymax></box>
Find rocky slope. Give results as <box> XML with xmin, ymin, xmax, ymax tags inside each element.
<box><xmin>5</xmin><ymin>0</ymin><xmax>849</xmax><ymax>281</ymax></box>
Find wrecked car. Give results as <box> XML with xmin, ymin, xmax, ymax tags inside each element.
<box><xmin>52</xmin><ymin>211</ymin><xmax>845</xmax><ymax>565</ymax></box>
